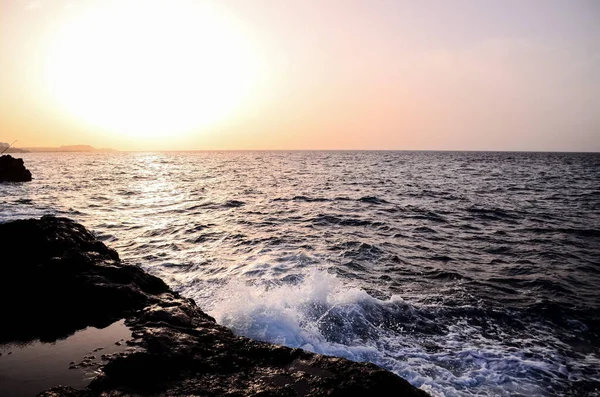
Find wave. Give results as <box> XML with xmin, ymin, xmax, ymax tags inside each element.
<box><xmin>466</xmin><ymin>206</ymin><xmax>519</xmax><ymax>221</ymax></box>
<box><xmin>523</xmin><ymin>227</ymin><xmax>600</xmax><ymax>238</ymax></box>
<box><xmin>311</xmin><ymin>214</ymin><xmax>372</xmax><ymax>227</ymax></box>
<box><xmin>223</xmin><ymin>200</ymin><xmax>246</xmax><ymax>208</ymax></box>
<box><xmin>272</xmin><ymin>196</ymin><xmax>390</xmax><ymax>204</ymax></box>
<box><xmin>201</xmin><ymin>269</ymin><xmax>595</xmax><ymax>397</ymax></box>
<box><xmin>358</xmin><ymin>196</ymin><xmax>390</xmax><ymax>205</ymax></box>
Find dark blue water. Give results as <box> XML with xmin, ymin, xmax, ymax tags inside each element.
<box><xmin>1</xmin><ymin>151</ymin><xmax>599</xmax><ymax>396</ymax></box>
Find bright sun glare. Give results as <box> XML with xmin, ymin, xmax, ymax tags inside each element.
<box><xmin>44</xmin><ymin>0</ymin><xmax>261</xmax><ymax>141</ymax></box>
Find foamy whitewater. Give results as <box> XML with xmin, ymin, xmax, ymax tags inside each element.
<box><xmin>1</xmin><ymin>151</ymin><xmax>599</xmax><ymax>396</ymax></box>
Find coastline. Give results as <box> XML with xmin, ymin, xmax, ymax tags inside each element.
<box><xmin>0</xmin><ymin>216</ymin><xmax>429</xmax><ymax>396</ymax></box>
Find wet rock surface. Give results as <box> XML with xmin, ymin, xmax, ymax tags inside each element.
<box><xmin>0</xmin><ymin>216</ymin><xmax>429</xmax><ymax>397</ymax></box>
<box><xmin>0</xmin><ymin>155</ymin><xmax>32</xmax><ymax>182</ymax></box>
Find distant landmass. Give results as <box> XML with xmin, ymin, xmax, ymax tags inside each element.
<box><xmin>1</xmin><ymin>143</ymin><xmax>116</xmax><ymax>153</ymax></box>
<box><xmin>0</xmin><ymin>142</ymin><xmax>27</xmax><ymax>153</ymax></box>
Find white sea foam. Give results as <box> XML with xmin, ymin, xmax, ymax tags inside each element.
<box><xmin>194</xmin><ymin>268</ymin><xmax>589</xmax><ymax>397</ymax></box>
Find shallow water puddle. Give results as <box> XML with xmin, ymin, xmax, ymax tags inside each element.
<box><xmin>0</xmin><ymin>320</ymin><xmax>138</xmax><ymax>397</ymax></box>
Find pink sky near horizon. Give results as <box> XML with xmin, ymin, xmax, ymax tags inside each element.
<box><xmin>1</xmin><ymin>0</ymin><xmax>599</xmax><ymax>151</ymax></box>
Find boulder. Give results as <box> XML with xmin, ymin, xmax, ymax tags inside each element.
<box><xmin>0</xmin><ymin>155</ymin><xmax>32</xmax><ymax>182</ymax></box>
<box><xmin>0</xmin><ymin>216</ymin><xmax>429</xmax><ymax>397</ymax></box>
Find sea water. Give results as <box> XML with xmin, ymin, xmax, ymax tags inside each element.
<box><xmin>1</xmin><ymin>151</ymin><xmax>599</xmax><ymax>396</ymax></box>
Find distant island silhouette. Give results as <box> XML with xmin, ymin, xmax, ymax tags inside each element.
<box><xmin>0</xmin><ymin>143</ymin><xmax>116</xmax><ymax>153</ymax></box>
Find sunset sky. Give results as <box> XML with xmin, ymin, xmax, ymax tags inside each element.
<box><xmin>1</xmin><ymin>0</ymin><xmax>599</xmax><ymax>151</ymax></box>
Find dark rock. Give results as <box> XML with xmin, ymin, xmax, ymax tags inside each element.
<box><xmin>0</xmin><ymin>216</ymin><xmax>169</xmax><ymax>343</ymax></box>
<box><xmin>0</xmin><ymin>154</ymin><xmax>32</xmax><ymax>182</ymax></box>
<box><xmin>0</xmin><ymin>216</ymin><xmax>429</xmax><ymax>397</ymax></box>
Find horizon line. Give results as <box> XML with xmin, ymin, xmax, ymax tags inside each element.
<box><xmin>11</xmin><ymin>148</ymin><xmax>600</xmax><ymax>154</ymax></box>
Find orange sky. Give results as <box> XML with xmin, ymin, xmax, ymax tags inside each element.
<box><xmin>1</xmin><ymin>0</ymin><xmax>599</xmax><ymax>151</ymax></box>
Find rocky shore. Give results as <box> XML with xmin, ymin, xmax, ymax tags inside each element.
<box><xmin>0</xmin><ymin>216</ymin><xmax>429</xmax><ymax>397</ymax></box>
<box><xmin>0</xmin><ymin>155</ymin><xmax>32</xmax><ymax>182</ymax></box>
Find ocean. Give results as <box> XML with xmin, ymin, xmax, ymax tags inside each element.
<box><xmin>1</xmin><ymin>151</ymin><xmax>599</xmax><ymax>397</ymax></box>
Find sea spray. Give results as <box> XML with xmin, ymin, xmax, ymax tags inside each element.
<box><xmin>204</xmin><ymin>268</ymin><xmax>582</xmax><ymax>397</ymax></box>
<box><xmin>209</xmin><ymin>268</ymin><xmax>376</xmax><ymax>351</ymax></box>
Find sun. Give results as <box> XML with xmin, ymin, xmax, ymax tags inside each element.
<box><xmin>43</xmin><ymin>0</ymin><xmax>261</xmax><ymax>141</ymax></box>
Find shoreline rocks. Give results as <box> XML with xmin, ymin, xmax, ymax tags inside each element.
<box><xmin>0</xmin><ymin>216</ymin><xmax>429</xmax><ymax>396</ymax></box>
<box><xmin>0</xmin><ymin>155</ymin><xmax>32</xmax><ymax>182</ymax></box>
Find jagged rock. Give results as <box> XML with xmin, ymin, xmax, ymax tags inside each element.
<box><xmin>0</xmin><ymin>216</ymin><xmax>429</xmax><ymax>397</ymax></box>
<box><xmin>0</xmin><ymin>216</ymin><xmax>169</xmax><ymax>343</ymax></box>
<box><xmin>0</xmin><ymin>154</ymin><xmax>32</xmax><ymax>182</ymax></box>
